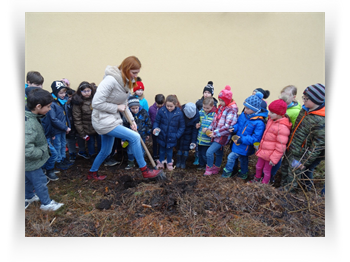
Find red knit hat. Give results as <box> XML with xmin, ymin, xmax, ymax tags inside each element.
<box><xmin>133</xmin><ymin>81</ymin><xmax>144</xmax><ymax>92</ymax></box>
<box><xmin>218</xmin><ymin>85</ymin><xmax>233</xmax><ymax>106</ymax></box>
<box><xmin>268</xmin><ymin>99</ymin><xmax>287</xmax><ymax>115</ymax></box>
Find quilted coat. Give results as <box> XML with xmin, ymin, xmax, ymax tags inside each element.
<box><xmin>153</xmin><ymin>106</ymin><xmax>185</xmax><ymax>148</ymax></box>
<box><xmin>208</xmin><ymin>100</ymin><xmax>238</xmax><ymax>146</ymax></box>
<box><xmin>256</xmin><ymin>116</ymin><xmax>292</xmax><ymax>164</ymax></box>
<box><xmin>91</xmin><ymin>66</ymin><xmax>134</xmax><ymax>135</ymax></box>
<box><xmin>72</xmin><ymin>96</ymin><xmax>97</xmax><ymax>138</ymax></box>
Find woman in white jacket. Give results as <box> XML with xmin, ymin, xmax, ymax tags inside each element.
<box><xmin>88</xmin><ymin>56</ymin><xmax>162</xmax><ymax>180</ymax></box>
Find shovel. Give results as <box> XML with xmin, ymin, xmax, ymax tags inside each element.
<box><xmin>122</xmin><ymin>111</ymin><xmax>166</xmax><ymax>179</ymax></box>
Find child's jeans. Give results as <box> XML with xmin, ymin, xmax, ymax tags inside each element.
<box><xmin>152</xmin><ymin>134</ymin><xmax>160</xmax><ymax>158</ymax></box>
<box><xmin>177</xmin><ymin>150</ymin><xmax>189</xmax><ymax>157</ymax></box>
<box><xmin>25</xmin><ymin>168</ymin><xmax>51</xmax><ymax>205</ymax></box>
<box><xmin>159</xmin><ymin>146</ymin><xmax>174</xmax><ymax>163</ymax></box>
<box><xmin>270</xmin><ymin>157</ymin><xmax>282</xmax><ymax>182</ymax></box>
<box><xmin>42</xmin><ymin>139</ymin><xmax>57</xmax><ymax>171</ymax></box>
<box><xmin>52</xmin><ymin>132</ymin><xmax>66</xmax><ymax>162</ymax></box>
<box><xmin>255</xmin><ymin>157</ymin><xmax>273</xmax><ymax>184</ymax></box>
<box><xmin>90</xmin><ymin>125</ymin><xmax>147</xmax><ymax>172</ymax></box>
<box><xmin>87</xmin><ymin>134</ymin><xmax>101</xmax><ymax>156</ymax></box>
<box><xmin>198</xmin><ymin>145</ymin><xmax>209</xmax><ymax>167</ymax></box>
<box><xmin>206</xmin><ymin>142</ymin><xmax>224</xmax><ymax>167</ymax></box>
<box><xmin>224</xmin><ymin>152</ymin><xmax>249</xmax><ymax>174</ymax></box>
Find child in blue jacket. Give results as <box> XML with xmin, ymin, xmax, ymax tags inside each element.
<box><xmin>46</xmin><ymin>80</ymin><xmax>73</xmax><ymax>169</ymax></box>
<box><xmin>153</xmin><ymin>95</ymin><xmax>185</xmax><ymax>171</ymax></box>
<box><xmin>221</xmin><ymin>92</ymin><xmax>267</xmax><ymax>179</ymax></box>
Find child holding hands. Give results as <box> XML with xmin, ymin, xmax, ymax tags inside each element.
<box><xmin>153</xmin><ymin>95</ymin><xmax>185</xmax><ymax>171</ymax></box>
<box><xmin>202</xmin><ymin>85</ymin><xmax>238</xmax><ymax>176</ymax></box>
<box><xmin>251</xmin><ymin>99</ymin><xmax>292</xmax><ymax>184</ymax></box>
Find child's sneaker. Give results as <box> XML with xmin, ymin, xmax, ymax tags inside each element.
<box><xmin>237</xmin><ymin>172</ymin><xmax>248</xmax><ymax>180</ymax></box>
<box><xmin>56</xmin><ymin>161</ymin><xmax>71</xmax><ymax>170</ymax></box>
<box><xmin>25</xmin><ymin>194</ymin><xmax>40</xmax><ymax>209</ymax></box>
<box><xmin>204</xmin><ymin>165</ymin><xmax>213</xmax><ymax>176</ymax></box>
<box><xmin>40</xmin><ymin>200</ymin><xmax>64</xmax><ymax>211</ymax></box>
<box><xmin>125</xmin><ymin>160</ymin><xmax>135</xmax><ymax>170</ymax></box>
<box><xmin>45</xmin><ymin>169</ymin><xmax>59</xmax><ymax>181</ymax></box>
<box><xmin>78</xmin><ymin>152</ymin><xmax>90</xmax><ymax>159</ymax></box>
<box><xmin>62</xmin><ymin>158</ymin><xmax>74</xmax><ymax>166</ymax></box>
<box><xmin>249</xmin><ymin>176</ymin><xmax>261</xmax><ymax>183</ymax></box>
<box><xmin>193</xmin><ymin>156</ymin><xmax>199</xmax><ymax>165</ymax></box>
<box><xmin>104</xmin><ymin>157</ymin><xmax>120</xmax><ymax>167</ymax></box>
<box><xmin>211</xmin><ymin>165</ymin><xmax>221</xmax><ymax>175</ymax></box>
<box><xmin>69</xmin><ymin>153</ymin><xmax>76</xmax><ymax>162</ymax></box>
<box><xmin>197</xmin><ymin>165</ymin><xmax>206</xmax><ymax>171</ymax></box>
<box><xmin>221</xmin><ymin>168</ymin><xmax>232</xmax><ymax>178</ymax></box>
<box><xmin>156</xmin><ymin>160</ymin><xmax>164</xmax><ymax>169</ymax></box>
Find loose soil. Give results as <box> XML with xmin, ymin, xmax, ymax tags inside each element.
<box><xmin>25</xmin><ymin>143</ymin><xmax>325</xmax><ymax>237</ymax></box>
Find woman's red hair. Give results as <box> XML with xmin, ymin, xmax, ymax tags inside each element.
<box><xmin>118</xmin><ymin>56</ymin><xmax>141</xmax><ymax>90</ymax></box>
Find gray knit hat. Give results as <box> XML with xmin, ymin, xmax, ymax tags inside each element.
<box><xmin>243</xmin><ymin>91</ymin><xmax>264</xmax><ymax>112</ymax></box>
<box><xmin>183</xmin><ymin>102</ymin><xmax>196</xmax><ymax>118</ymax></box>
<box><xmin>128</xmin><ymin>95</ymin><xmax>140</xmax><ymax>107</ymax></box>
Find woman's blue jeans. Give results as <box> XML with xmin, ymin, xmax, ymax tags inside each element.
<box><xmin>127</xmin><ymin>138</ymin><xmax>145</xmax><ymax>161</ymax></box>
<box><xmin>224</xmin><ymin>152</ymin><xmax>248</xmax><ymax>174</ymax></box>
<box><xmin>90</xmin><ymin>125</ymin><xmax>146</xmax><ymax>172</ymax></box>
<box><xmin>206</xmin><ymin>142</ymin><xmax>224</xmax><ymax>167</ymax></box>
<box><xmin>25</xmin><ymin>168</ymin><xmax>51</xmax><ymax>205</ymax></box>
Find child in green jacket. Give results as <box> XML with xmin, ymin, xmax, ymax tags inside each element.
<box><xmin>25</xmin><ymin>88</ymin><xmax>64</xmax><ymax>211</ymax></box>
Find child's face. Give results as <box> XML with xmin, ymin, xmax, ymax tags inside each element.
<box><xmin>57</xmin><ymin>88</ymin><xmax>67</xmax><ymax>100</ymax></box>
<box><xmin>203</xmin><ymin>91</ymin><xmax>212</xmax><ymax>98</ymax></box>
<box><xmin>166</xmin><ymin>101</ymin><xmax>176</xmax><ymax>112</ymax></box>
<box><xmin>81</xmin><ymin>88</ymin><xmax>92</xmax><ymax>98</ymax></box>
<box><xmin>269</xmin><ymin>111</ymin><xmax>281</xmax><ymax>120</ymax></box>
<box><xmin>135</xmin><ymin>89</ymin><xmax>144</xmax><ymax>96</ymax></box>
<box><xmin>244</xmin><ymin>107</ymin><xmax>255</xmax><ymax>115</ymax></box>
<box><xmin>219</xmin><ymin>98</ymin><xmax>226</xmax><ymax>107</ymax></box>
<box><xmin>37</xmin><ymin>103</ymin><xmax>52</xmax><ymax>115</ymax></box>
<box><xmin>156</xmin><ymin>102</ymin><xmax>164</xmax><ymax>109</ymax></box>
<box><xmin>130</xmin><ymin>105</ymin><xmax>139</xmax><ymax>114</ymax></box>
<box><xmin>302</xmin><ymin>95</ymin><xmax>319</xmax><ymax>110</ymax></box>
<box><xmin>203</xmin><ymin>104</ymin><xmax>213</xmax><ymax>114</ymax></box>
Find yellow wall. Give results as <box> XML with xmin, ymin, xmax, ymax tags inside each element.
<box><xmin>25</xmin><ymin>12</ymin><xmax>324</xmax><ymax>108</ymax></box>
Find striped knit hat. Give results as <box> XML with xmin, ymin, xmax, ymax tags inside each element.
<box><xmin>303</xmin><ymin>83</ymin><xmax>325</xmax><ymax>105</ymax></box>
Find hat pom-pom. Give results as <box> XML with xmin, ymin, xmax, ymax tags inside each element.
<box><xmin>255</xmin><ymin>91</ymin><xmax>264</xmax><ymax>99</ymax></box>
<box><xmin>208</xmin><ymin>81</ymin><xmax>213</xmax><ymax>85</ymax></box>
<box><xmin>225</xmin><ymin>85</ymin><xmax>231</xmax><ymax>90</ymax></box>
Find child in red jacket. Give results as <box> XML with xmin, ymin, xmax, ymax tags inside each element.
<box><xmin>251</xmin><ymin>99</ymin><xmax>292</xmax><ymax>184</ymax></box>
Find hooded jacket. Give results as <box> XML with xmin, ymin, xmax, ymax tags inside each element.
<box><xmin>286</xmin><ymin>104</ymin><xmax>325</xmax><ymax>167</ymax></box>
<box><xmin>177</xmin><ymin>104</ymin><xmax>200</xmax><ymax>151</ymax></box>
<box><xmin>44</xmin><ymin>94</ymin><xmax>70</xmax><ymax>136</ymax></box>
<box><xmin>286</xmin><ymin>101</ymin><xmax>302</xmax><ymax>128</ymax></box>
<box><xmin>72</xmin><ymin>95</ymin><xmax>97</xmax><ymax>138</ymax></box>
<box><xmin>91</xmin><ymin>66</ymin><xmax>134</xmax><ymax>135</ymax></box>
<box><xmin>25</xmin><ymin>109</ymin><xmax>50</xmax><ymax>171</ymax></box>
<box><xmin>231</xmin><ymin>110</ymin><xmax>267</xmax><ymax>156</ymax></box>
<box><xmin>255</xmin><ymin>116</ymin><xmax>292</xmax><ymax>164</ymax></box>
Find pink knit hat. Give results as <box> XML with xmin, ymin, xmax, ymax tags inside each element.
<box><xmin>218</xmin><ymin>85</ymin><xmax>233</xmax><ymax>105</ymax></box>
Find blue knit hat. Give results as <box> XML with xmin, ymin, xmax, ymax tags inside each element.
<box><xmin>243</xmin><ymin>91</ymin><xmax>264</xmax><ymax>112</ymax></box>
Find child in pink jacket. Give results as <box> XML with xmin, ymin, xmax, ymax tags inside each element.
<box><xmin>251</xmin><ymin>99</ymin><xmax>292</xmax><ymax>184</ymax></box>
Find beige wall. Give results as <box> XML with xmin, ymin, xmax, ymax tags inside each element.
<box><xmin>25</xmin><ymin>12</ymin><xmax>324</xmax><ymax>108</ymax></box>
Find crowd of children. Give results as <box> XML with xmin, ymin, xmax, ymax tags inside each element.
<box><xmin>25</xmin><ymin>68</ymin><xmax>325</xmax><ymax>212</ymax></box>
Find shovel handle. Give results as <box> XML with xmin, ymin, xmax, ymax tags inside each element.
<box><xmin>122</xmin><ymin>111</ymin><xmax>156</xmax><ymax>168</ymax></box>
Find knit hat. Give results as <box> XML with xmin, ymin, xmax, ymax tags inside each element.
<box><xmin>203</xmin><ymin>81</ymin><xmax>214</xmax><ymax>96</ymax></box>
<box><xmin>303</xmin><ymin>83</ymin><xmax>325</xmax><ymax>105</ymax></box>
<box><xmin>133</xmin><ymin>81</ymin><xmax>145</xmax><ymax>93</ymax></box>
<box><xmin>218</xmin><ymin>85</ymin><xmax>233</xmax><ymax>106</ymax></box>
<box><xmin>268</xmin><ymin>99</ymin><xmax>287</xmax><ymax>115</ymax></box>
<box><xmin>183</xmin><ymin>102</ymin><xmax>196</xmax><ymax>118</ymax></box>
<box><xmin>51</xmin><ymin>80</ymin><xmax>68</xmax><ymax>97</ymax></box>
<box><xmin>128</xmin><ymin>95</ymin><xmax>140</xmax><ymax>107</ymax></box>
<box><xmin>243</xmin><ymin>91</ymin><xmax>263</xmax><ymax>112</ymax></box>
<box><xmin>254</xmin><ymin>88</ymin><xmax>270</xmax><ymax>99</ymax></box>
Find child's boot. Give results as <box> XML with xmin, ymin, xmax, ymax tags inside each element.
<box><xmin>87</xmin><ymin>171</ymin><xmax>107</xmax><ymax>181</ymax></box>
<box><xmin>204</xmin><ymin>165</ymin><xmax>213</xmax><ymax>176</ymax></box>
<box><xmin>167</xmin><ymin>162</ymin><xmax>174</xmax><ymax>171</ymax></box>
<box><xmin>176</xmin><ymin>154</ymin><xmax>182</xmax><ymax>168</ymax></box>
<box><xmin>180</xmin><ymin>155</ymin><xmax>188</xmax><ymax>169</ymax></box>
<box><xmin>211</xmin><ymin>165</ymin><xmax>221</xmax><ymax>175</ymax></box>
<box><xmin>193</xmin><ymin>156</ymin><xmax>199</xmax><ymax>165</ymax></box>
<box><xmin>249</xmin><ymin>176</ymin><xmax>261</xmax><ymax>183</ymax></box>
<box><xmin>221</xmin><ymin>168</ymin><xmax>232</xmax><ymax>178</ymax></box>
<box><xmin>237</xmin><ymin>172</ymin><xmax>248</xmax><ymax>180</ymax></box>
<box><xmin>156</xmin><ymin>160</ymin><xmax>164</xmax><ymax>169</ymax></box>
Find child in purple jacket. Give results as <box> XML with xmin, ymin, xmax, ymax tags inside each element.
<box><xmin>149</xmin><ymin>94</ymin><xmax>165</xmax><ymax>160</ymax></box>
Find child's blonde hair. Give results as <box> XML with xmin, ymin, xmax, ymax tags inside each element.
<box><xmin>203</xmin><ymin>97</ymin><xmax>214</xmax><ymax>106</ymax></box>
<box><xmin>280</xmin><ymin>85</ymin><xmax>297</xmax><ymax>103</ymax></box>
